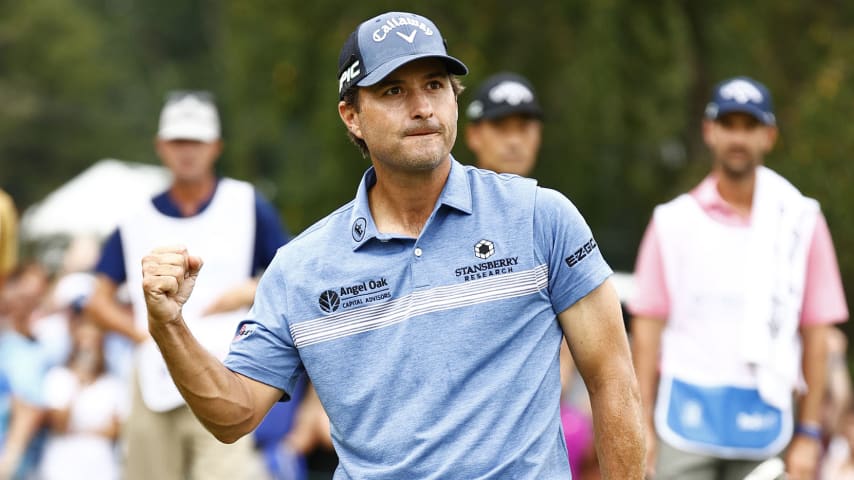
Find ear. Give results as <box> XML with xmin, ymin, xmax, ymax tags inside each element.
<box><xmin>338</xmin><ymin>100</ymin><xmax>363</xmax><ymax>140</ymax></box>
<box><xmin>701</xmin><ymin>119</ymin><xmax>715</xmax><ymax>147</ymax></box>
<box><xmin>210</xmin><ymin>139</ymin><xmax>224</xmax><ymax>156</ymax></box>
<box><xmin>761</xmin><ymin>125</ymin><xmax>779</xmax><ymax>152</ymax></box>
<box><xmin>154</xmin><ymin>138</ymin><xmax>167</xmax><ymax>159</ymax></box>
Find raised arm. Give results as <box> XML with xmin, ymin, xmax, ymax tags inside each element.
<box><xmin>141</xmin><ymin>246</ymin><xmax>281</xmax><ymax>443</ymax></box>
<box><xmin>558</xmin><ymin>278</ymin><xmax>645</xmax><ymax>480</ymax></box>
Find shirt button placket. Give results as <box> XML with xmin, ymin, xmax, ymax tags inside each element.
<box><xmin>412</xmin><ymin>245</ymin><xmax>429</xmax><ymax>288</ymax></box>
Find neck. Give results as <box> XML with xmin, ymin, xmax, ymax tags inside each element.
<box><xmin>714</xmin><ymin>167</ymin><xmax>756</xmax><ymax>217</ymax></box>
<box><xmin>368</xmin><ymin>159</ymin><xmax>451</xmax><ymax>238</ymax></box>
<box><xmin>169</xmin><ymin>174</ymin><xmax>216</xmax><ymax>216</ymax></box>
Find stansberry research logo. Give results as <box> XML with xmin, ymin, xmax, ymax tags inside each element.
<box><xmin>474</xmin><ymin>239</ymin><xmax>495</xmax><ymax>259</ymax></box>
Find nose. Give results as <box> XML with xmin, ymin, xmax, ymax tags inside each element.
<box><xmin>408</xmin><ymin>90</ymin><xmax>433</xmax><ymax>119</ymax></box>
<box><xmin>725</xmin><ymin>127</ymin><xmax>752</xmax><ymax>145</ymax></box>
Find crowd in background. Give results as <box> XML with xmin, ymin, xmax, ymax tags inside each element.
<box><xmin>0</xmin><ymin>37</ymin><xmax>852</xmax><ymax>480</ymax></box>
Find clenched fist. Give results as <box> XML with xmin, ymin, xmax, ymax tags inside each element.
<box><xmin>142</xmin><ymin>246</ymin><xmax>204</xmax><ymax>328</ymax></box>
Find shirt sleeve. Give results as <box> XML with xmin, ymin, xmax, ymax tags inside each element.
<box><xmin>9</xmin><ymin>344</ymin><xmax>48</xmax><ymax>407</ymax></box>
<box><xmin>224</xmin><ymin>250</ymin><xmax>305</xmax><ymax>401</ymax></box>
<box><xmin>800</xmin><ymin>213</ymin><xmax>849</xmax><ymax>326</ymax></box>
<box><xmin>627</xmin><ymin>220</ymin><xmax>670</xmax><ymax>319</ymax></box>
<box><xmin>93</xmin><ymin>229</ymin><xmax>126</xmax><ymax>284</ymax></box>
<box><xmin>252</xmin><ymin>191</ymin><xmax>290</xmax><ymax>274</ymax></box>
<box><xmin>533</xmin><ymin>187</ymin><xmax>613</xmax><ymax>315</ymax></box>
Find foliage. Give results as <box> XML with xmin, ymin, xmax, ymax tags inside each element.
<box><xmin>1</xmin><ymin>0</ymin><xmax>852</xmax><ymax>335</ymax></box>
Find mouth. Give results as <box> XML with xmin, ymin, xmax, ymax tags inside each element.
<box><xmin>403</xmin><ymin>125</ymin><xmax>441</xmax><ymax>137</ymax></box>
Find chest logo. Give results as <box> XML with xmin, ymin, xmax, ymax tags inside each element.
<box><xmin>318</xmin><ymin>277</ymin><xmax>392</xmax><ymax>314</ymax></box>
<box><xmin>318</xmin><ymin>290</ymin><xmax>341</xmax><ymax>313</ymax></box>
<box><xmin>474</xmin><ymin>239</ymin><xmax>495</xmax><ymax>259</ymax></box>
<box><xmin>352</xmin><ymin>217</ymin><xmax>367</xmax><ymax>242</ymax></box>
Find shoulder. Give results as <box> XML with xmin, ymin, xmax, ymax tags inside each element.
<box><xmin>218</xmin><ymin>177</ymin><xmax>256</xmax><ymax>200</ymax></box>
<box><xmin>465</xmin><ymin>167</ymin><xmax>539</xmax><ymax>208</ymax></box>
<box><xmin>652</xmin><ymin>193</ymin><xmax>695</xmax><ymax>219</ymax></box>
<box><xmin>275</xmin><ymin>200</ymin><xmax>355</xmax><ymax>260</ymax></box>
<box><xmin>467</xmin><ymin>165</ymin><xmax>537</xmax><ymax>189</ymax></box>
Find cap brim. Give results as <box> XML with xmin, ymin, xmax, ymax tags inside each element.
<box><xmin>475</xmin><ymin>104</ymin><xmax>544</xmax><ymax>122</ymax></box>
<box><xmin>713</xmin><ymin>104</ymin><xmax>775</xmax><ymax>125</ymax></box>
<box><xmin>158</xmin><ymin>125</ymin><xmax>220</xmax><ymax>142</ymax></box>
<box><xmin>357</xmin><ymin>54</ymin><xmax>468</xmax><ymax>88</ymax></box>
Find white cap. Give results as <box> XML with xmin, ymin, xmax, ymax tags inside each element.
<box><xmin>157</xmin><ymin>92</ymin><xmax>220</xmax><ymax>142</ymax></box>
<box><xmin>52</xmin><ymin>272</ymin><xmax>96</xmax><ymax>311</ymax></box>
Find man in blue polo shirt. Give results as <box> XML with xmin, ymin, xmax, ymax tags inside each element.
<box><xmin>140</xmin><ymin>11</ymin><xmax>644</xmax><ymax>479</ymax></box>
<box><xmin>86</xmin><ymin>91</ymin><xmax>289</xmax><ymax>480</ymax></box>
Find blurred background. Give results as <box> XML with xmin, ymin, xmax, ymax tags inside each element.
<box><xmin>1</xmin><ymin>0</ymin><xmax>852</xmax><ymax>337</ymax></box>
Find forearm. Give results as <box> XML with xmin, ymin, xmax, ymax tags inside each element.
<box><xmin>630</xmin><ymin>316</ymin><xmax>664</xmax><ymax>426</ymax></box>
<box><xmin>149</xmin><ymin>315</ymin><xmax>258</xmax><ymax>443</ymax></box>
<box><xmin>587</xmin><ymin>367</ymin><xmax>646</xmax><ymax>479</ymax></box>
<box><xmin>0</xmin><ymin>401</ymin><xmax>44</xmax><ymax>475</ymax></box>
<box><xmin>797</xmin><ymin>324</ymin><xmax>829</xmax><ymax>426</ymax></box>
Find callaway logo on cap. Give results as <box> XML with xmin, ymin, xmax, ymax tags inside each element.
<box><xmin>337</xmin><ymin>11</ymin><xmax>468</xmax><ymax>99</ymax></box>
<box><xmin>704</xmin><ymin>76</ymin><xmax>776</xmax><ymax>125</ymax></box>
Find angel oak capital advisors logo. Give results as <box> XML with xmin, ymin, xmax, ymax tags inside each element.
<box><xmin>318</xmin><ymin>290</ymin><xmax>341</xmax><ymax>313</ymax></box>
<box><xmin>318</xmin><ymin>277</ymin><xmax>391</xmax><ymax>314</ymax></box>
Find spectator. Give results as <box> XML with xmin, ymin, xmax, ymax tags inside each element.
<box><xmin>630</xmin><ymin>76</ymin><xmax>849</xmax><ymax>480</ymax></box>
<box><xmin>86</xmin><ymin>90</ymin><xmax>289</xmax><ymax>480</ymax></box>
<box><xmin>464</xmin><ymin>71</ymin><xmax>543</xmax><ymax>177</ymax></box>
<box><xmin>38</xmin><ymin>302</ymin><xmax>127</xmax><ymax>480</ymax></box>
<box><xmin>465</xmin><ymin>71</ymin><xmax>597</xmax><ymax>478</ymax></box>
<box><xmin>0</xmin><ymin>264</ymin><xmax>51</xmax><ymax>479</ymax></box>
<box><xmin>0</xmin><ymin>189</ymin><xmax>18</xmax><ymax>291</ymax></box>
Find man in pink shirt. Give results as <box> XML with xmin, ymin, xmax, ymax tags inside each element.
<box><xmin>630</xmin><ymin>76</ymin><xmax>848</xmax><ymax>480</ymax></box>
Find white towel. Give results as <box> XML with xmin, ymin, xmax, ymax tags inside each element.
<box><xmin>739</xmin><ymin>166</ymin><xmax>818</xmax><ymax>409</ymax></box>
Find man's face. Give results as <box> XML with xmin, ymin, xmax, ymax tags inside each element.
<box><xmin>465</xmin><ymin>115</ymin><xmax>542</xmax><ymax>176</ymax></box>
<box><xmin>703</xmin><ymin>112</ymin><xmax>777</xmax><ymax>179</ymax></box>
<box><xmin>0</xmin><ymin>267</ymin><xmax>48</xmax><ymax>327</ymax></box>
<box><xmin>155</xmin><ymin>138</ymin><xmax>221</xmax><ymax>183</ymax></box>
<box><xmin>339</xmin><ymin>58</ymin><xmax>458</xmax><ymax>173</ymax></box>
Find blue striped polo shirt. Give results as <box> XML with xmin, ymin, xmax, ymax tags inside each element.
<box><xmin>225</xmin><ymin>158</ymin><xmax>612</xmax><ymax>479</ymax></box>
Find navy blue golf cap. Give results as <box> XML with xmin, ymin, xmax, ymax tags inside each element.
<box><xmin>466</xmin><ymin>72</ymin><xmax>543</xmax><ymax>122</ymax></box>
<box><xmin>337</xmin><ymin>11</ymin><xmax>468</xmax><ymax>99</ymax></box>
<box><xmin>704</xmin><ymin>76</ymin><xmax>776</xmax><ymax>125</ymax></box>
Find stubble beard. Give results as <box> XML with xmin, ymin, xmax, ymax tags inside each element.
<box><xmin>717</xmin><ymin>148</ymin><xmax>760</xmax><ymax>181</ymax></box>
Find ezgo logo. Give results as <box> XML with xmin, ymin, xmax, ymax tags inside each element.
<box><xmin>318</xmin><ymin>290</ymin><xmax>341</xmax><ymax>313</ymax></box>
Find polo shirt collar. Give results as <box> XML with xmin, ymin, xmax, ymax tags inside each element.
<box><xmin>349</xmin><ymin>156</ymin><xmax>473</xmax><ymax>250</ymax></box>
<box><xmin>691</xmin><ymin>173</ymin><xmax>746</xmax><ymax>220</ymax></box>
